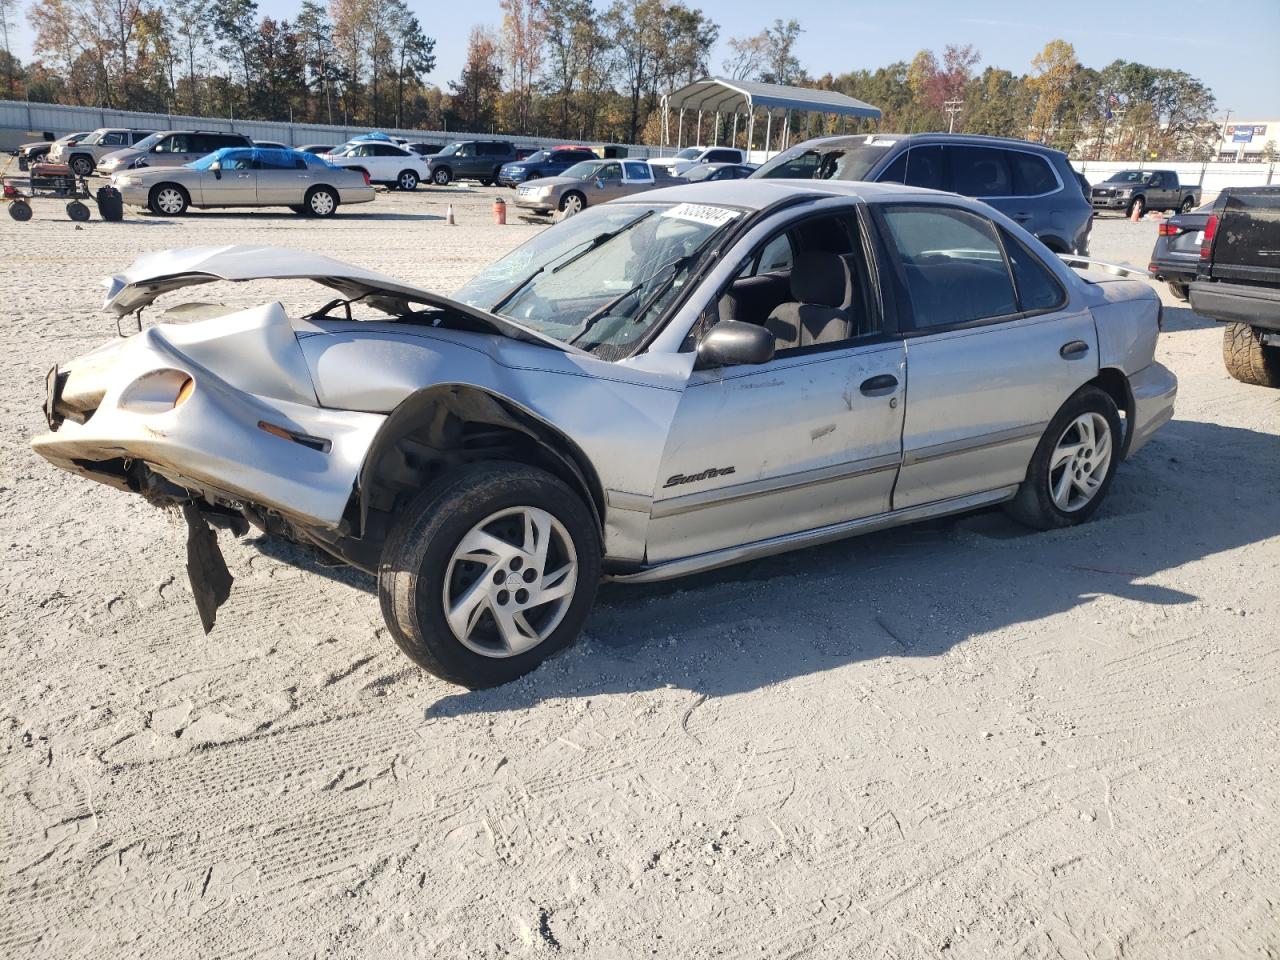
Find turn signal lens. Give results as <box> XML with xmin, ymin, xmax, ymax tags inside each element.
<box><xmin>175</xmin><ymin>376</ymin><xmax>194</xmax><ymax>407</ymax></box>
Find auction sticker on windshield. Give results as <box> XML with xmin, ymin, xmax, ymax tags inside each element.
<box><xmin>661</xmin><ymin>203</ymin><xmax>741</xmax><ymax>227</ymax></box>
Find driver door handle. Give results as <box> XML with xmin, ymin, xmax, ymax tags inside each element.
<box><xmin>860</xmin><ymin>374</ymin><xmax>899</xmax><ymax>396</ymax></box>
<box><xmin>1060</xmin><ymin>340</ymin><xmax>1090</xmax><ymax>359</ymax></box>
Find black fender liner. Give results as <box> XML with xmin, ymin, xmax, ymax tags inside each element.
<box><xmin>355</xmin><ymin>383</ymin><xmax>605</xmax><ymax>538</ymax></box>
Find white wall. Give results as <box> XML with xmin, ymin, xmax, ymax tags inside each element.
<box><xmin>1071</xmin><ymin>160</ymin><xmax>1275</xmax><ymax>203</ymax></box>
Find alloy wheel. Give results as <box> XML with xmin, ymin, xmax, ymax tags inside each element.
<box><xmin>1048</xmin><ymin>412</ymin><xmax>1113</xmax><ymax>512</ymax></box>
<box><xmin>442</xmin><ymin>506</ymin><xmax>578</xmax><ymax>658</ymax></box>
<box><xmin>399</xmin><ymin>171</ymin><xmax>418</xmax><ymax>190</ymax></box>
<box><xmin>562</xmin><ymin>194</ymin><xmax>583</xmax><ymax>214</ymax></box>
<box><xmin>155</xmin><ymin>188</ymin><xmax>185</xmax><ymax>214</ymax></box>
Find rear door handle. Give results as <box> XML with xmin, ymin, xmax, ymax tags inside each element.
<box><xmin>1060</xmin><ymin>340</ymin><xmax>1090</xmax><ymax>359</ymax></box>
<box><xmin>1012</xmin><ymin>212</ymin><xmax>1032</xmax><ymax>222</ymax></box>
<box><xmin>860</xmin><ymin>374</ymin><xmax>899</xmax><ymax>396</ymax></box>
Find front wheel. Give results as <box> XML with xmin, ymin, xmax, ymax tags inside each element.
<box><xmin>560</xmin><ymin>191</ymin><xmax>585</xmax><ymax>215</ymax></box>
<box><xmin>432</xmin><ymin>167</ymin><xmax>452</xmax><ymax>186</ymax></box>
<box><xmin>68</xmin><ymin>155</ymin><xmax>94</xmax><ymax>178</ymax></box>
<box><xmin>149</xmin><ymin>184</ymin><xmax>189</xmax><ymax>215</ymax></box>
<box><xmin>379</xmin><ymin>462</ymin><xmax>601</xmax><ymax>688</ymax></box>
<box><xmin>1005</xmin><ymin>386</ymin><xmax>1122</xmax><ymax>530</ymax></box>
<box><xmin>1222</xmin><ymin>322</ymin><xmax>1280</xmax><ymax>387</ymax></box>
<box><xmin>306</xmin><ymin>186</ymin><xmax>338</xmax><ymax>217</ymax></box>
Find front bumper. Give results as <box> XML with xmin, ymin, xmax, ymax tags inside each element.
<box><xmin>1189</xmin><ymin>281</ymin><xmax>1280</xmax><ymax>332</ymax></box>
<box><xmin>514</xmin><ymin>192</ymin><xmax>555</xmax><ymax>214</ymax></box>
<box><xmin>112</xmin><ymin>180</ymin><xmax>151</xmax><ymax>206</ymax></box>
<box><xmin>32</xmin><ymin>324</ymin><xmax>385</xmax><ymax>529</ymax></box>
<box><xmin>1091</xmin><ymin>194</ymin><xmax>1132</xmax><ymax>209</ymax></box>
<box><xmin>1126</xmin><ymin>361</ymin><xmax>1177</xmax><ymax>458</ymax></box>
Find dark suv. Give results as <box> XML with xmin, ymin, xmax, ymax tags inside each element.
<box><xmin>753</xmin><ymin>133</ymin><xmax>1092</xmax><ymax>255</ymax></box>
<box><xmin>498</xmin><ymin>147</ymin><xmax>599</xmax><ymax>187</ymax></box>
<box><xmin>424</xmin><ymin>140</ymin><xmax>519</xmax><ymax>186</ymax></box>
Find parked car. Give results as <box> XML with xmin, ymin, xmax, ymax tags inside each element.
<box><xmin>753</xmin><ymin>133</ymin><xmax>1093</xmax><ymax>255</ymax></box>
<box><xmin>407</xmin><ymin>142</ymin><xmax>444</xmax><ymax>156</ymax></box>
<box><xmin>1148</xmin><ymin>201</ymin><xmax>1213</xmax><ymax>300</ymax></box>
<box><xmin>32</xmin><ymin>179</ymin><xmax>1175</xmax><ymax>687</ymax></box>
<box><xmin>51</xmin><ymin>128</ymin><xmax>155</xmax><ymax>177</ymax></box>
<box><xmin>253</xmin><ymin>140</ymin><xmax>291</xmax><ymax>151</ymax></box>
<box><xmin>16</xmin><ymin>132</ymin><xmax>90</xmax><ymax>168</ymax></box>
<box><xmin>513</xmin><ymin>158</ymin><xmax>673</xmax><ymax>215</ymax></box>
<box><xmin>680</xmin><ymin>162</ymin><xmax>757</xmax><ymax>182</ymax></box>
<box><xmin>1090</xmin><ymin>169</ymin><xmax>1201</xmax><ymax>217</ymax></box>
<box><xmin>322</xmin><ymin>140</ymin><xmax>432</xmax><ymax>190</ymax></box>
<box><xmin>1189</xmin><ymin>186</ymin><xmax>1280</xmax><ymax>387</ymax></box>
<box><xmin>298</xmin><ymin>144</ymin><xmax>337</xmax><ymax>155</ymax></box>
<box><xmin>649</xmin><ymin>146</ymin><xmax>747</xmax><ymax>177</ymax></box>
<box><xmin>498</xmin><ymin>147</ymin><xmax>600</xmax><ymax>187</ymax></box>
<box><xmin>96</xmin><ymin>130</ymin><xmax>254</xmax><ymax>176</ymax></box>
<box><xmin>110</xmin><ymin>146</ymin><xmax>375</xmax><ymax>217</ymax></box>
<box><xmin>423</xmin><ymin>140</ymin><xmax>520</xmax><ymax>185</ymax></box>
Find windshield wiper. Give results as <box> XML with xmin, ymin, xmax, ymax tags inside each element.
<box><xmin>566</xmin><ymin>252</ymin><xmax>697</xmax><ymax>346</ymax></box>
<box><xmin>491</xmin><ymin>210</ymin><xmax>656</xmax><ymax>313</ymax></box>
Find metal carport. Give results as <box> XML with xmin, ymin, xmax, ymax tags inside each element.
<box><xmin>660</xmin><ymin>77</ymin><xmax>881</xmax><ymax>155</ymax></box>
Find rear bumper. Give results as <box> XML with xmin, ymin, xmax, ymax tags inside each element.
<box><xmin>1149</xmin><ymin>255</ymin><xmax>1198</xmax><ymax>283</ymax></box>
<box><xmin>1126</xmin><ymin>361</ymin><xmax>1177</xmax><ymax>458</ymax></box>
<box><xmin>1189</xmin><ymin>281</ymin><xmax>1280</xmax><ymax>331</ymax></box>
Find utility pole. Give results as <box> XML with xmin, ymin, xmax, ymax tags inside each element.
<box><xmin>944</xmin><ymin>99</ymin><xmax>963</xmax><ymax>134</ymax></box>
<box><xmin>1219</xmin><ymin>109</ymin><xmax>1232</xmax><ymax>162</ymax></box>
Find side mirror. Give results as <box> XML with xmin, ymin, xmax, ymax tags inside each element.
<box><xmin>696</xmin><ymin>321</ymin><xmax>775</xmax><ymax>369</ymax></box>
<box><xmin>210</xmin><ymin>159</ymin><xmax>222</xmax><ymax>179</ymax></box>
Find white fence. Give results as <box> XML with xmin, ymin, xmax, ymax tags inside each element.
<box><xmin>0</xmin><ymin>99</ymin><xmax>660</xmax><ymax>157</ymax></box>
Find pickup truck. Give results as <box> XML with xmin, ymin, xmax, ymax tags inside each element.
<box><xmin>1189</xmin><ymin>186</ymin><xmax>1280</xmax><ymax>387</ymax></box>
<box><xmin>1090</xmin><ymin>169</ymin><xmax>1201</xmax><ymax>217</ymax></box>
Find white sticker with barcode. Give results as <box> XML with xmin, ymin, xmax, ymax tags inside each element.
<box><xmin>661</xmin><ymin>203</ymin><xmax>741</xmax><ymax>227</ymax></box>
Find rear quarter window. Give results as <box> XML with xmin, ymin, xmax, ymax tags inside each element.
<box><xmin>1009</xmin><ymin>152</ymin><xmax>1059</xmax><ymax>197</ymax></box>
<box><xmin>1000</xmin><ymin>229</ymin><xmax>1067</xmax><ymax>311</ymax></box>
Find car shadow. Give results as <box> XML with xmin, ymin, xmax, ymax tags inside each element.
<box><xmin>255</xmin><ymin>418</ymin><xmax>1280</xmax><ymax>712</ymax></box>
<box><xmin>1160</xmin><ymin>304</ymin><xmax>1218</xmax><ymax>332</ymax></box>
<box><xmin>156</xmin><ymin>209</ymin><xmax>448</xmax><ymax>222</ymax></box>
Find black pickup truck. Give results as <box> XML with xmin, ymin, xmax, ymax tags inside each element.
<box><xmin>1189</xmin><ymin>186</ymin><xmax>1280</xmax><ymax>387</ymax></box>
<box><xmin>1090</xmin><ymin>169</ymin><xmax>1202</xmax><ymax>217</ymax></box>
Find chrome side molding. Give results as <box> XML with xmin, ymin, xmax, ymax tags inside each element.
<box><xmin>1057</xmin><ymin>254</ymin><xmax>1152</xmax><ymax>279</ymax></box>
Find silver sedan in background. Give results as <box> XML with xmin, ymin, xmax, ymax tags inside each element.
<box><xmin>111</xmin><ymin>146</ymin><xmax>375</xmax><ymax>217</ymax></box>
<box><xmin>32</xmin><ymin>180</ymin><xmax>1175</xmax><ymax>688</ymax></box>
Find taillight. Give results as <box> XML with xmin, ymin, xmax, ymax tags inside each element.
<box><xmin>361</xmin><ymin>171</ymin><xmax>370</xmax><ymax>186</ymax></box>
<box><xmin>1200</xmin><ymin>213</ymin><xmax>1217</xmax><ymax>259</ymax></box>
<box><xmin>1158</xmin><ymin>222</ymin><xmax>1180</xmax><ymax>236</ymax></box>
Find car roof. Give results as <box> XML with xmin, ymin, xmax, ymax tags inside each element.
<box><xmin>789</xmin><ymin>131</ymin><xmax>1067</xmax><ymax>158</ymax></box>
<box><xmin>625</xmin><ymin>178</ymin><xmax>944</xmax><ymax>210</ymax></box>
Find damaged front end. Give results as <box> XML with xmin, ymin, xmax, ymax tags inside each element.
<box><xmin>34</xmin><ymin>297</ymin><xmax>386</xmax><ymax>631</ymax></box>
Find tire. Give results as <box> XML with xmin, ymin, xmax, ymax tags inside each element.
<box><xmin>378</xmin><ymin>461</ymin><xmax>602</xmax><ymax>688</ymax></box>
<box><xmin>305</xmin><ymin>186</ymin><xmax>338</xmax><ymax>217</ymax></box>
<box><xmin>560</xmin><ymin>191</ymin><xmax>586</xmax><ymax>215</ymax></box>
<box><xmin>479</xmin><ymin>178</ymin><xmax>493</xmax><ymax>187</ymax></box>
<box><xmin>432</xmin><ymin>167</ymin><xmax>452</xmax><ymax>186</ymax></box>
<box><xmin>8</xmin><ymin>200</ymin><xmax>32</xmax><ymax>222</ymax></box>
<box><xmin>1167</xmin><ymin>281</ymin><xmax>1189</xmax><ymax>301</ymax></box>
<box><xmin>1126</xmin><ymin>196</ymin><xmax>1145</xmax><ymax>218</ymax></box>
<box><xmin>1222</xmin><ymin>322</ymin><xmax>1280</xmax><ymax>388</ymax></box>
<box><xmin>1005</xmin><ymin>385</ymin><xmax>1123</xmax><ymax>530</ymax></box>
<box><xmin>66</xmin><ymin>200</ymin><xmax>90</xmax><ymax>222</ymax></box>
<box><xmin>396</xmin><ymin>169</ymin><xmax>419</xmax><ymax>191</ymax></box>
<box><xmin>1180</xmin><ymin>196</ymin><xmax>1194</xmax><ymax>213</ymax></box>
<box><xmin>68</xmin><ymin>154</ymin><xmax>94</xmax><ymax>177</ymax></box>
<box><xmin>288</xmin><ymin>204</ymin><xmax>306</xmax><ymax>215</ymax></box>
<box><xmin>149</xmin><ymin>183</ymin><xmax>189</xmax><ymax>215</ymax></box>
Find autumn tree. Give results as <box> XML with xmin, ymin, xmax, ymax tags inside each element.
<box><xmin>499</xmin><ymin>0</ymin><xmax>543</xmax><ymax>133</ymax></box>
<box><xmin>449</xmin><ymin>26</ymin><xmax>501</xmax><ymax>131</ymax></box>
<box><xmin>1028</xmin><ymin>38</ymin><xmax>1076</xmax><ymax>142</ymax></box>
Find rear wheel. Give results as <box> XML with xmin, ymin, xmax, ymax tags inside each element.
<box><xmin>1180</xmin><ymin>196</ymin><xmax>1195</xmax><ymax>213</ymax></box>
<box><xmin>397</xmin><ymin>169</ymin><xmax>419</xmax><ymax>191</ymax></box>
<box><xmin>378</xmin><ymin>462</ymin><xmax>601</xmax><ymax>688</ymax></box>
<box><xmin>1005</xmin><ymin>386</ymin><xmax>1122</xmax><ymax>530</ymax></box>
<box><xmin>149</xmin><ymin>183</ymin><xmax>189</xmax><ymax>215</ymax></box>
<box><xmin>1222</xmin><ymin>322</ymin><xmax>1280</xmax><ymax>387</ymax></box>
<box><xmin>7</xmin><ymin>200</ymin><xmax>32</xmax><ymax>222</ymax></box>
<box><xmin>1167</xmin><ymin>281</ymin><xmax>1189</xmax><ymax>301</ymax></box>
<box><xmin>306</xmin><ymin>186</ymin><xmax>338</xmax><ymax>217</ymax></box>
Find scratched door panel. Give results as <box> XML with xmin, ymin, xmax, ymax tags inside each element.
<box><xmin>645</xmin><ymin>341</ymin><xmax>906</xmax><ymax>563</ymax></box>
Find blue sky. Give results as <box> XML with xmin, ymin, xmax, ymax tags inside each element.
<box><xmin>9</xmin><ymin>0</ymin><xmax>1278</xmax><ymax>118</ymax></box>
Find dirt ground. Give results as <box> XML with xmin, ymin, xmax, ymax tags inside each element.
<box><xmin>1</xmin><ymin>187</ymin><xmax>1277</xmax><ymax>959</ymax></box>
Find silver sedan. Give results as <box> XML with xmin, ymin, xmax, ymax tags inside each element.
<box><xmin>33</xmin><ymin>180</ymin><xmax>1176</xmax><ymax>687</ymax></box>
<box><xmin>111</xmin><ymin>146</ymin><xmax>375</xmax><ymax>216</ymax></box>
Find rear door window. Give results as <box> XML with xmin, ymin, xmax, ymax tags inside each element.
<box><xmin>948</xmin><ymin>146</ymin><xmax>1013</xmax><ymax>197</ymax></box>
<box><xmin>1009</xmin><ymin>151</ymin><xmax>1058</xmax><ymax>197</ymax></box>
<box><xmin>881</xmin><ymin>204</ymin><xmax>1018</xmax><ymax>328</ymax></box>
<box><xmin>622</xmin><ymin>160</ymin><xmax>651</xmax><ymax>180</ymax></box>
<box><xmin>102</xmin><ymin>131</ymin><xmax>127</xmax><ymax>146</ymax></box>
<box><xmin>706</xmin><ymin>149</ymin><xmax>740</xmax><ymax>163</ymax></box>
<box><xmin>879</xmin><ymin>146</ymin><xmax>948</xmax><ymax>191</ymax></box>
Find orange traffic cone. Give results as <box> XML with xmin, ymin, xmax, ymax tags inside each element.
<box><xmin>1129</xmin><ymin>202</ymin><xmax>1142</xmax><ymax>223</ymax></box>
<box><xmin>445</xmin><ymin>204</ymin><xmax>455</xmax><ymax>225</ymax></box>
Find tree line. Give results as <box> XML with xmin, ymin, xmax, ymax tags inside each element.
<box><xmin>0</xmin><ymin>0</ymin><xmax>1222</xmax><ymax>159</ymax></box>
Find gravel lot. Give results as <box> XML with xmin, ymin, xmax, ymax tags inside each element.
<box><xmin>2</xmin><ymin>186</ymin><xmax>1277</xmax><ymax>959</ymax></box>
